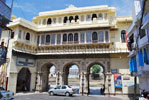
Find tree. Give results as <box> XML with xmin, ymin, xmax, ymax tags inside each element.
<box><xmin>91</xmin><ymin>65</ymin><xmax>101</xmax><ymax>79</ymax></box>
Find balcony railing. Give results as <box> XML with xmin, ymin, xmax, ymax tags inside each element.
<box><xmin>12</xmin><ymin>41</ymin><xmax>129</xmax><ymax>55</ymax></box>
<box><xmin>0</xmin><ymin>0</ymin><xmax>11</xmax><ymax>20</ymax></box>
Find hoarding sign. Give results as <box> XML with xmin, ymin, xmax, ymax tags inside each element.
<box><xmin>114</xmin><ymin>73</ymin><xmax>122</xmax><ymax>88</ymax></box>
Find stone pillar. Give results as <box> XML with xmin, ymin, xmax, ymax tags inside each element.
<box><xmin>8</xmin><ymin>72</ymin><xmax>18</xmax><ymax>94</ymax></box>
<box><xmin>59</xmin><ymin>72</ymin><xmax>64</xmax><ymax>85</ymax></box>
<box><xmin>104</xmin><ymin>72</ymin><xmax>112</xmax><ymax>95</ymax></box>
<box><xmin>79</xmin><ymin>72</ymin><xmax>89</xmax><ymax>94</ymax></box>
<box><xmin>84</xmin><ymin>72</ymin><xmax>89</xmax><ymax>94</ymax></box>
<box><xmin>31</xmin><ymin>72</ymin><xmax>36</xmax><ymax>91</ymax></box>
<box><xmin>56</xmin><ymin>72</ymin><xmax>60</xmax><ymax>85</ymax></box>
<box><xmin>79</xmin><ymin>72</ymin><xmax>84</xmax><ymax>93</ymax></box>
<box><xmin>35</xmin><ymin>72</ymin><xmax>42</xmax><ymax>92</ymax></box>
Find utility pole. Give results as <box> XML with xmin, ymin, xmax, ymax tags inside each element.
<box><xmin>134</xmin><ymin>76</ymin><xmax>137</xmax><ymax>100</ymax></box>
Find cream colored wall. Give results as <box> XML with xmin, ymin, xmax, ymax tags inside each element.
<box><xmin>110</xmin><ymin>53</ymin><xmax>129</xmax><ymax>73</ymax></box>
<box><xmin>14</xmin><ymin>26</ymin><xmax>37</xmax><ymax>46</ymax></box>
<box><xmin>110</xmin><ymin>53</ymin><xmax>139</xmax><ymax>94</ymax></box>
<box><xmin>7</xmin><ymin>55</ymin><xmax>36</xmax><ymax>93</ymax></box>
<box><xmin>110</xmin><ymin>22</ymin><xmax>132</xmax><ymax>50</ymax></box>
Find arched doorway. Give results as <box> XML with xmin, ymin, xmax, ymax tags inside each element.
<box><xmin>41</xmin><ymin>64</ymin><xmax>56</xmax><ymax>92</ymax></box>
<box><xmin>63</xmin><ymin>64</ymin><xmax>80</xmax><ymax>94</ymax></box>
<box><xmin>16</xmin><ymin>68</ymin><xmax>31</xmax><ymax>92</ymax></box>
<box><xmin>87</xmin><ymin>63</ymin><xmax>105</xmax><ymax>95</ymax></box>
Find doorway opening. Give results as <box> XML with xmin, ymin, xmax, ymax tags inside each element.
<box><xmin>41</xmin><ymin>64</ymin><xmax>56</xmax><ymax>92</ymax></box>
<box><xmin>16</xmin><ymin>68</ymin><xmax>31</xmax><ymax>92</ymax></box>
<box><xmin>88</xmin><ymin>64</ymin><xmax>105</xmax><ymax>95</ymax></box>
<box><xmin>63</xmin><ymin>64</ymin><xmax>80</xmax><ymax>94</ymax></box>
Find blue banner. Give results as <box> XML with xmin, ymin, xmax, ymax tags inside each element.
<box><xmin>114</xmin><ymin>74</ymin><xmax>122</xmax><ymax>88</ymax></box>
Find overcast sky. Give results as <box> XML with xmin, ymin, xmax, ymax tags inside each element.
<box><xmin>6</xmin><ymin>0</ymin><xmax>133</xmax><ymax>22</ymax></box>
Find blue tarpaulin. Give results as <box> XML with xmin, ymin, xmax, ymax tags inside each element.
<box><xmin>129</xmin><ymin>59</ymin><xmax>132</xmax><ymax>72</ymax></box>
<box><xmin>129</xmin><ymin>56</ymin><xmax>137</xmax><ymax>72</ymax></box>
<box><xmin>144</xmin><ymin>48</ymin><xmax>148</xmax><ymax>64</ymax></box>
<box><xmin>138</xmin><ymin>50</ymin><xmax>144</xmax><ymax>66</ymax></box>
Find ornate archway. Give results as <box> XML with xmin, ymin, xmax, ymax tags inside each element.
<box><xmin>87</xmin><ymin>62</ymin><xmax>106</xmax><ymax>95</ymax></box>
<box><xmin>16</xmin><ymin>68</ymin><xmax>31</xmax><ymax>92</ymax></box>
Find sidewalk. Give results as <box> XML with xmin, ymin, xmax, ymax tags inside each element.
<box><xmin>15</xmin><ymin>92</ymin><xmax>133</xmax><ymax>100</ymax></box>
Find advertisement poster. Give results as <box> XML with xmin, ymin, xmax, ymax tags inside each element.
<box><xmin>114</xmin><ymin>73</ymin><xmax>122</xmax><ymax>88</ymax></box>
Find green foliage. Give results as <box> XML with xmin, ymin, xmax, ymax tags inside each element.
<box><xmin>91</xmin><ymin>65</ymin><xmax>101</xmax><ymax>73</ymax></box>
<box><xmin>91</xmin><ymin>65</ymin><xmax>101</xmax><ymax>79</ymax></box>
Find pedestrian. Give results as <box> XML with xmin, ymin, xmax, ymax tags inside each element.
<box><xmin>100</xmin><ymin>85</ymin><xmax>105</xmax><ymax>95</ymax></box>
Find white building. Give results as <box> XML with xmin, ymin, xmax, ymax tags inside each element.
<box><xmin>127</xmin><ymin>0</ymin><xmax>149</xmax><ymax>93</ymax></box>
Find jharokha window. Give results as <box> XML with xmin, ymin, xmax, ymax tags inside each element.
<box><xmin>26</xmin><ymin>32</ymin><xmax>30</xmax><ymax>41</ymax></box>
<box><xmin>92</xmin><ymin>32</ymin><xmax>98</xmax><ymax>42</ymax></box>
<box><xmin>46</xmin><ymin>35</ymin><xmax>50</xmax><ymax>44</ymax></box>
<box><xmin>74</xmin><ymin>33</ymin><xmax>79</xmax><ymax>43</ymax></box>
<box><xmin>63</xmin><ymin>34</ymin><xmax>67</xmax><ymax>43</ymax></box>
<box><xmin>47</xmin><ymin>18</ymin><xmax>52</xmax><ymax>25</ymax></box>
<box><xmin>68</xmin><ymin>33</ymin><xmax>73</xmax><ymax>42</ymax></box>
<box><xmin>69</xmin><ymin>16</ymin><xmax>73</xmax><ymax>23</ymax></box>
<box><xmin>75</xmin><ymin>15</ymin><xmax>79</xmax><ymax>22</ymax></box>
<box><xmin>92</xmin><ymin>14</ymin><xmax>97</xmax><ymax>20</ymax></box>
<box><xmin>121</xmin><ymin>30</ymin><xmax>126</xmax><ymax>42</ymax></box>
<box><xmin>64</xmin><ymin>17</ymin><xmax>68</xmax><ymax>23</ymax></box>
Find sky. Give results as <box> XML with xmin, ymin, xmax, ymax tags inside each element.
<box><xmin>6</xmin><ymin>0</ymin><xmax>133</xmax><ymax>22</ymax></box>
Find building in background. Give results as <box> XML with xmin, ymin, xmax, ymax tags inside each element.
<box><xmin>0</xmin><ymin>0</ymin><xmax>13</xmax><ymax>89</ymax></box>
<box><xmin>1</xmin><ymin>5</ymin><xmax>139</xmax><ymax>95</ymax></box>
<box><xmin>127</xmin><ymin>0</ymin><xmax>149</xmax><ymax>93</ymax></box>
<box><xmin>0</xmin><ymin>0</ymin><xmax>12</xmax><ymax>38</ymax></box>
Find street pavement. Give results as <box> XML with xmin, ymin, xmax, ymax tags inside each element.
<box><xmin>15</xmin><ymin>93</ymin><xmax>133</xmax><ymax>100</ymax></box>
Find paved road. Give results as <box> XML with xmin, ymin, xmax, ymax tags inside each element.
<box><xmin>15</xmin><ymin>94</ymin><xmax>132</xmax><ymax>100</ymax></box>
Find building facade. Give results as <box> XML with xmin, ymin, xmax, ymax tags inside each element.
<box><xmin>0</xmin><ymin>0</ymin><xmax>12</xmax><ymax>89</ymax></box>
<box><xmin>1</xmin><ymin>5</ymin><xmax>139</xmax><ymax>95</ymax></box>
<box><xmin>127</xmin><ymin>0</ymin><xmax>149</xmax><ymax>93</ymax></box>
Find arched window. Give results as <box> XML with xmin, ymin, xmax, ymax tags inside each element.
<box><xmin>121</xmin><ymin>30</ymin><xmax>126</xmax><ymax>42</ymax></box>
<box><xmin>92</xmin><ymin>14</ymin><xmax>97</xmax><ymax>20</ymax></box>
<box><xmin>68</xmin><ymin>33</ymin><xmax>73</xmax><ymax>42</ymax></box>
<box><xmin>75</xmin><ymin>15</ymin><xmax>79</xmax><ymax>22</ymax></box>
<box><xmin>69</xmin><ymin>16</ymin><xmax>73</xmax><ymax>23</ymax></box>
<box><xmin>26</xmin><ymin>32</ymin><xmax>30</xmax><ymax>41</ymax></box>
<box><xmin>92</xmin><ymin>32</ymin><xmax>98</xmax><ymax>42</ymax></box>
<box><xmin>46</xmin><ymin>35</ymin><xmax>50</xmax><ymax>43</ymax></box>
<box><xmin>98</xmin><ymin>13</ymin><xmax>103</xmax><ymax>20</ymax></box>
<box><xmin>64</xmin><ymin>17</ymin><xmax>68</xmax><ymax>23</ymax></box>
<box><xmin>47</xmin><ymin>18</ymin><xmax>52</xmax><ymax>25</ymax></box>
<box><xmin>74</xmin><ymin>33</ymin><xmax>78</xmax><ymax>42</ymax></box>
<box><xmin>105</xmin><ymin>31</ymin><xmax>109</xmax><ymax>42</ymax></box>
<box><xmin>63</xmin><ymin>34</ymin><xmax>67</xmax><ymax>42</ymax></box>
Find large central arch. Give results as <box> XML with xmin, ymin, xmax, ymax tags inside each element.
<box><xmin>87</xmin><ymin>62</ymin><xmax>106</xmax><ymax>95</ymax></box>
<box><xmin>16</xmin><ymin>68</ymin><xmax>31</xmax><ymax>92</ymax></box>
